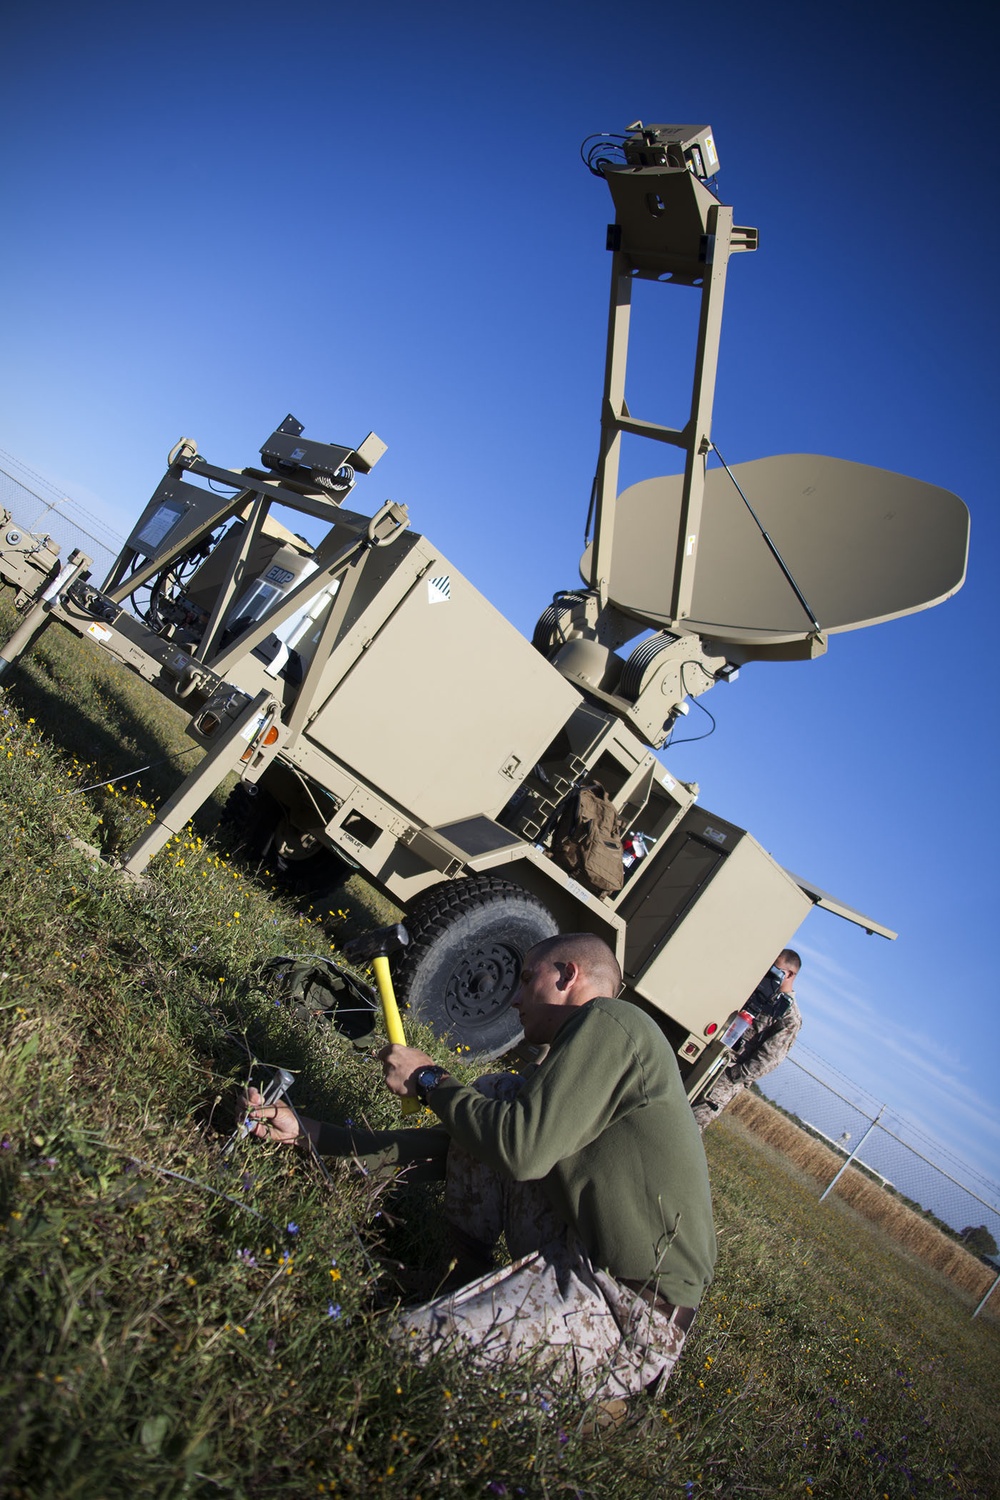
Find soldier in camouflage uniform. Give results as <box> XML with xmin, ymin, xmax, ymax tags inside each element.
<box><xmin>247</xmin><ymin>932</ymin><xmax>716</xmax><ymax>1405</ymax></box>
<box><xmin>691</xmin><ymin>949</ymin><xmax>802</xmax><ymax>1131</ymax></box>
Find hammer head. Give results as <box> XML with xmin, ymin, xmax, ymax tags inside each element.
<box><xmin>341</xmin><ymin>922</ymin><xmax>410</xmax><ymax>966</ymax></box>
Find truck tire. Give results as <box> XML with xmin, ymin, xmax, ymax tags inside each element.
<box><xmin>220</xmin><ymin>782</ymin><xmax>282</xmax><ymax>861</ymax></box>
<box><xmin>395</xmin><ymin>875</ymin><xmax>557</xmax><ymax>1056</ymax></box>
<box><xmin>221</xmin><ymin>782</ymin><xmax>352</xmax><ymax>899</ymax></box>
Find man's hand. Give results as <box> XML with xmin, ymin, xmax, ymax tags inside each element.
<box><xmin>378</xmin><ymin>1043</ymin><xmax>435</xmax><ymax>1098</ymax></box>
<box><xmin>242</xmin><ymin>1085</ymin><xmax>303</xmax><ymax>1144</ymax></box>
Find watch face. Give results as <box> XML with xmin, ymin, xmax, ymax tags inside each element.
<box><xmin>417</xmin><ymin>1066</ymin><xmax>445</xmax><ymax>1099</ymax></box>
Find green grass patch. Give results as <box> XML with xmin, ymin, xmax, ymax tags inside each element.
<box><xmin>0</xmin><ymin>606</ymin><xmax>998</xmax><ymax>1497</ymax></box>
<box><xmin>0</xmin><ymin>593</ymin><xmax>212</xmax><ymax>820</ymax></box>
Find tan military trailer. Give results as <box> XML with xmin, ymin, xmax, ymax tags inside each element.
<box><xmin>0</xmin><ymin>123</ymin><xmax>969</xmax><ymax>1096</ymax></box>
<box><xmin>0</xmin><ymin>510</ymin><xmax>63</xmax><ymax>613</ymax></box>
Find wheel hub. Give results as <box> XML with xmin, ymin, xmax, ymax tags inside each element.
<box><xmin>274</xmin><ymin>819</ymin><xmax>320</xmax><ymax>863</ymax></box>
<box><xmin>444</xmin><ymin>943</ymin><xmax>520</xmax><ymax>1028</ymax></box>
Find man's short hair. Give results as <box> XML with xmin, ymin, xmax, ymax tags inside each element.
<box><xmin>528</xmin><ymin>932</ymin><xmax>622</xmax><ymax>997</ymax></box>
<box><xmin>778</xmin><ymin>948</ymin><xmax>802</xmax><ymax>972</ymax></box>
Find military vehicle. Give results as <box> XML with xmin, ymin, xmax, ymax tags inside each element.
<box><xmin>0</xmin><ymin>511</ymin><xmax>63</xmax><ymax>609</ymax></box>
<box><xmin>0</xmin><ymin>122</ymin><xmax>969</xmax><ymax>1097</ymax></box>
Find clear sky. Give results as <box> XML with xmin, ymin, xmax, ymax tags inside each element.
<box><xmin>2</xmin><ymin>2</ymin><xmax>997</xmax><ymax>1195</ymax></box>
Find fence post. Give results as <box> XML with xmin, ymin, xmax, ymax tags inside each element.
<box><xmin>972</xmin><ymin>1266</ymin><xmax>1000</xmax><ymax>1319</ymax></box>
<box><xmin>819</xmin><ymin>1105</ymin><xmax>885</xmax><ymax>1202</ymax></box>
<box><xmin>28</xmin><ymin>498</ymin><xmax>65</xmax><ymax>531</ymax></box>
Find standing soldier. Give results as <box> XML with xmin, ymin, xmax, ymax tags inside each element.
<box><xmin>692</xmin><ymin>949</ymin><xmax>802</xmax><ymax>1130</ymax></box>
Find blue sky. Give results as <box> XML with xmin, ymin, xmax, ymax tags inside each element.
<box><xmin>2</xmin><ymin>2</ymin><xmax>997</xmax><ymax>1199</ymax></box>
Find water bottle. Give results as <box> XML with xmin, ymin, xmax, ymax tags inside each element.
<box><xmin>719</xmin><ymin>1009</ymin><xmax>754</xmax><ymax>1048</ymax></box>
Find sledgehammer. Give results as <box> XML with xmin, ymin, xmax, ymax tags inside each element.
<box><xmin>341</xmin><ymin>924</ymin><xmax>417</xmax><ymax>1117</ymax></box>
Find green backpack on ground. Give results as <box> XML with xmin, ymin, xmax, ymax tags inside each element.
<box><xmin>262</xmin><ymin>955</ymin><xmax>378</xmax><ymax>1047</ymax></box>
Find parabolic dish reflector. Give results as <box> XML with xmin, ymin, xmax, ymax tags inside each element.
<box><xmin>581</xmin><ymin>454</ymin><xmax>969</xmax><ymax>645</ymax></box>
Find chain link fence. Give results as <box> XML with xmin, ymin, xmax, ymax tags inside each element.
<box><xmin>754</xmin><ymin>1044</ymin><xmax>1000</xmax><ymax>1313</ymax></box>
<box><xmin>1</xmin><ymin>449</ymin><xmax>123</xmax><ymax>583</ymax></box>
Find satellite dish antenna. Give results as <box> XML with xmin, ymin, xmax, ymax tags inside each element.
<box><xmin>580</xmin><ymin>454</ymin><xmax>969</xmax><ymax>647</ymax></box>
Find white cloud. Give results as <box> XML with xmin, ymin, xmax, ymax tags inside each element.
<box><xmin>777</xmin><ymin>938</ymin><xmax>1000</xmax><ymax>1189</ymax></box>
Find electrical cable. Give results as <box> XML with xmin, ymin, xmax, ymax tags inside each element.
<box><xmin>144</xmin><ymin>551</ymin><xmax>203</xmax><ymax>630</ymax></box>
<box><xmin>579</xmin><ymin>133</ymin><xmax>627</xmax><ymax>176</ymax></box>
<box><xmin>68</xmin><ymin>746</ymin><xmax>200</xmax><ymax>794</ymax></box>
<box><xmin>93</xmin><ymin>1140</ymin><xmax>270</xmax><ymax>1224</ymax></box>
<box><xmin>681</xmin><ymin>655</ymin><xmax>718</xmax><ymax>688</ymax></box>
<box><xmin>664</xmin><ymin>699</ymin><xmax>716</xmax><ymax>748</ymax></box>
<box><xmin>665</xmin><ymin>659</ymin><xmax>718</xmax><ymax>747</ymax></box>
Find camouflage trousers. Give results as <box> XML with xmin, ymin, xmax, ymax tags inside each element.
<box><xmin>690</xmin><ymin>1072</ymin><xmax>744</xmax><ymax>1131</ymax></box>
<box><xmin>392</xmin><ymin>1074</ymin><xmax>693</xmax><ymax>1400</ymax></box>
<box><xmin>392</xmin><ymin>1234</ymin><xmax>692</xmax><ymax>1401</ymax></box>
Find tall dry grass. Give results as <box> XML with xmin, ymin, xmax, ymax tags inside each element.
<box><xmin>728</xmin><ymin>1090</ymin><xmax>996</xmax><ymax>1299</ymax></box>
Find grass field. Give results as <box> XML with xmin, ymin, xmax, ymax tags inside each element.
<box><xmin>1</xmin><ymin>599</ymin><xmax>998</xmax><ymax>1498</ymax></box>
<box><xmin>727</xmin><ymin>1092</ymin><xmax>999</xmax><ymax>1304</ymax></box>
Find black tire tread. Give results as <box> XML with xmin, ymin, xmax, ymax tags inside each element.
<box><xmin>219</xmin><ymin>781</ymin><xmax>280</xmax><ymax>860</ymax></box>
<box><xmin>395</xmin><ymin>874</ymin><xmax>557</xmax><ymax>1053</ymax></box>
<box><xmin>397</xmin><ymin>874</ymin><xmax>552</xmax><ymax>982</ymax></box>
<box><xmin>220</xmin><ymin>781</ymin><xmax>350</xmax><ymax>900</ymax></box>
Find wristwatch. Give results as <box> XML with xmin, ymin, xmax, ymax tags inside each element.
<box><xmin>414</xmin><ymin>1064</ymin><xmax>450</xmax><ymax>1105</ymax></box>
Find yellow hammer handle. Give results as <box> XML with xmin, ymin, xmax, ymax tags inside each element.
<box><xmin>372</xmin><ymin>955</ymin><xmax>419</xmax><ymax>1116</ymax></box>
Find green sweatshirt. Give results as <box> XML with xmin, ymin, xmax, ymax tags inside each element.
<box><xmin>429</xmin><ymin>997</ymin><xmax>716</xmax><ymax>1308</ymax></box>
